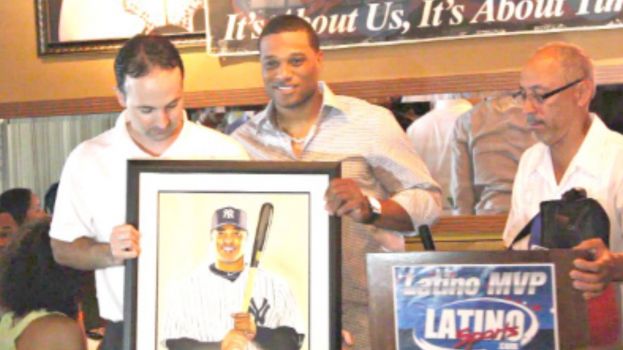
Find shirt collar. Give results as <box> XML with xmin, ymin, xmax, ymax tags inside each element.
<box><xmin>530</xmin><ymin>113</ymin><xmax>607</xmax><ymax>180</ymax></box>
<box><xmin>255</xmin><ymin>81</ymin><xmax>348</xmax><ymax>135</ymax></box>
<box><xmin>113</xmin><ymin>110</ymin><xmax>137</xmax><ymax>154</ymax></box>
<box><xmin>113</xmin><ymin>109</ymin><xmax>189</xmax><ymax>157</ymax></box>
<box><xmin>565</xmin><ymin>113</ymin><xmax>608</xmax><ymax>178</ymax></box>
<box><xmin>320</xmin><ymin>82</ymin><xmax>348</xmax><ymax>114</ymax></box>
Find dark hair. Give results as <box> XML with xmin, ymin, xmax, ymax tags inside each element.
<box><xmin>258</xmin><ymin>15</ymin><xmax>320</xmax><ymax>52</ymax></box>
<box><xmin>44</xmin><ymin>182</ymin><xmax>59</xmax><ymax>215</ymax></box>
<box><xmin>114</xmin><ymin>34</ymin><xmax>184</xmax><ymax>94</ymax></box>
<box><xmin>0</xmin><ymin>218</ymin><xmax>81</xmax><ymax>318</ymax></box>
<box><xmin>0</xmin><ymin>188</ymin><xmax>32</xmax><ymax>226</ymax></box>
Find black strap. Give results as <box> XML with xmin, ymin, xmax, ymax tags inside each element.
<box><xmin>508</xmin><ymin>217</ymin><xmax>534</xmax><ymax>250</ymax></box>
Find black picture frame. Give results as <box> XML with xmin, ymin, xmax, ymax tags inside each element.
<box><xmin>123</xmin><ymin>160</ymin><xmax>341</xmax><ymax>350</ymax></box>
<box><xmin>367</xmin><ymin>250</ymin><xmax>591</xmax><ymax>350</ymax></box>
<box><xmin>35</xmin><ymin>0</ymin><xmax>207</xmax><ymax>55</ymax></box>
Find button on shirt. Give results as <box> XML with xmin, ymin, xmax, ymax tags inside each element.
<box><xmin>233</xmin><ymin>82</ymin><xmax>441</xmax><ymax>305</ymax></box>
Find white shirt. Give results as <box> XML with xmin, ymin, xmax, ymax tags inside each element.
<box><xmin>50</xmin><ymin>112</ymin><xmax>248</xmax><ymax>321</ymax></box>
<box><xmin>503</xmin><ymin>114</ymin><xmax>623</xmax><ymax>251</ymax></box>
<box><xmin>407</xmin><ymin>99</ymin><xmax>473</xmax><ymax>209</ymax></box>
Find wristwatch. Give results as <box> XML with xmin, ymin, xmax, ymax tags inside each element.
<box><xmin>364</xmin><ymin>196</ymin><xmax>382</xmax><ymax>224</ymax></box>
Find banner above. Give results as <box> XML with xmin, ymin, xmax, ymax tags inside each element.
<box><xmin>204</xmin><ymin>0</ymin><xmax>623</xmax><ymax>56</ymax></box>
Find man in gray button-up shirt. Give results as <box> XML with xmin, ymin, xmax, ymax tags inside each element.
<box><xmin>233</xmin><ymin>14</ymin><xmax>441</xmax><ymax>349</ymax></box>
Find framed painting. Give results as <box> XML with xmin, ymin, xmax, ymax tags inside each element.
<box><xmin>35</xmin><ymin>0</ymin><xmax>207</xmax><ymax>55</ymax></box>
<box><xmin>122</xmin><ymin>160</ymin><xmax>341</xmax><ymax>350</ymax></box>
<box><xmin>367</xmin><ymin>250</ymin><xmax>591</xmax><ymax>350</ymax></box>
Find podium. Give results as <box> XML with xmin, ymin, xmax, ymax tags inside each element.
<box><xmin>367</xmin><ymin>250</ymin><xmax>590</xmax><ymax>350</ymax></box>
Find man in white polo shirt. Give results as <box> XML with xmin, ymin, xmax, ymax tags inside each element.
<box><xmin>49</xmin><ymin>34</ymin><xmax>248</xmax><ymax>349</ymax></box>
<box><xmin>503</xmin><ymin>42</ymin><xmax>623</xmax><ymax>346</ymax></box>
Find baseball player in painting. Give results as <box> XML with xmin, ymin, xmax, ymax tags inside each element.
<box><xmin>163</xmin><ymin>206</ymin><xmax>304</xmax><ymax>350</ymax></box>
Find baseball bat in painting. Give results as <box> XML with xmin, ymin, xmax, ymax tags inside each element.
<box><xmin>242</xmin><ymin>202</ymin><xmax>274</xmax><ymax>312</ymax></box>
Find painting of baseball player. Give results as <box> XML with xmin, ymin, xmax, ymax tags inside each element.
<box><xmin>58</xmin><ymin>0</ymin><xmax>205</xmax><ymax>42</ymax></box>
<box><xmin>162</xmin><ymin>205</ymin><xmax>305</xmax><ymax>350</ymax></box>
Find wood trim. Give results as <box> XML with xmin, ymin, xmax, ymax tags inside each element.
<box><xmin>406</xmin><ymin>214</ymin><xmax>507</xmax><ymax>250</ymax></box>
<box><xmin>2</xmin><ymin>64</ymin><xmax>623</xmax><ymax>118</ymax></box>
<box><xmin>430</xmin><ymin>214</ymin><xmax>507</xmax><ymax>236</ymax></box>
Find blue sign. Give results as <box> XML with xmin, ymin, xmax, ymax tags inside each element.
<box><xmin>393</xmin><ymin>264</ymin><xmax>558</xmax><ymax>350</ymax></box>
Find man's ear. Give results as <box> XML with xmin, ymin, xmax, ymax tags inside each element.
<box><xmin>576</xmin><ymin>79</ymin><xmax>595</xmax><ymax>109</ymax></box>
<box><xmin>115</xmin><ymin>87</ymin><xmax>127</xmax><ymax>108</ymax></box>
<box><xmin>316</xmin><ymin>50</ymin><xmax>324</xmax><ymax>67</ymax></box>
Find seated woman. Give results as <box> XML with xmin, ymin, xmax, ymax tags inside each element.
<box><xmin>0</xmin><ymin>188</ymin><xmax>47</xmax><ymax>227</ymax></box>
<box><xmin>0</xmin><ymin>218</ymin><xmax>85</xmax><ymax>350</ymax></box>
<box><xmin>0</xmin><ymin>208</ymin><xmax>18</xmax><ymax>252</ymax></box>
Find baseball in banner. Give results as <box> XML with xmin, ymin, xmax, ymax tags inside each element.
<box><xmin>393</xmin><ymin>264</ymin><xmax>558</xmax><ymax>350</ymax></box>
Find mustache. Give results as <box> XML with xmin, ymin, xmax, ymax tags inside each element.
<box><xmin>526</xmin><ymin>113</ymin><xmax>542</xmax><ymax>124</ymax></box>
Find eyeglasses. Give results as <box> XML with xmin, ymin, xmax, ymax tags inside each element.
<box><xmin>513</xmin><ymin>78</ymin><xmax>584</xmax><ymax>104</ymax></box>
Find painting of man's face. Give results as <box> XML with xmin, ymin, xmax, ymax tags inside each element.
<box><xmin>214</xmin><ymin>224</ymin><xmax>247</xmax><ymax>264</ymax></box>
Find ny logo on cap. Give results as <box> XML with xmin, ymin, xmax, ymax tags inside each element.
<box><xmin>222</xmin><ymin>209</ymin><xmax>235</xmax><ymax>219</ymax></box>
<box><xmin>212</xmin><ymin>206</ymin><xmax>247</xmax><ymax>231</ymax></box>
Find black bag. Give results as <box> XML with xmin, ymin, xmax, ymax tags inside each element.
<box><xmin>509</xmin><ymin>188</ymin><xmax>610</xmax><ymax>249</ymax></box>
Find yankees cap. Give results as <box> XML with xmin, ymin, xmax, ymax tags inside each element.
<box><xmin>212</xmin><ymin>206</ymin><xmax>247</xmax><ymax>231</ymax></box>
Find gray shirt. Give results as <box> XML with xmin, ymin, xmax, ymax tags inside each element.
<box><xmin>451</xmin><ymin>94</ymin><xmax>536</xmax><ymax>215</ymax></box>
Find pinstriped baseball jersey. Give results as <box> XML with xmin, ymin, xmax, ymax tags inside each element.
<box><xmin>162</xmin><ymin>263</ymin><xmax>303</xmax><ymax>343</ymax></box>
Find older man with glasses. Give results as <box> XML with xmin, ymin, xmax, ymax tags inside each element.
<box><xmin>503</xmin><ymin>41</ymin><xmax>623</xmax><ymax>346</ymax></box>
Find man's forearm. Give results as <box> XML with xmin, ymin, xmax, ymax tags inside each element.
<box><xmin>51</xmin><ymin>237</ymin><xmax>118</xmax><ymax>270</ymax></box>
<box><xmin>374</xmin><ymin>189</ymin><xmax>441</xmax><ymax>232</ymax></box>
<box><xmin>373</xmin><ymin>199</ymin><xmax>415</xmax><ymax>231</ymax></box>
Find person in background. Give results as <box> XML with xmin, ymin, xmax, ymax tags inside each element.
<box><xmin>0</xmin><ymin>209</ymin><xmax>18</xmax><ymax>252</ymax></box>
<box><xmin>451</xmin><ymin>94</ymin><xmax>536</xmax><ymax>215</ymax></box>
<box><xmin>49</xmin><ymin>34</ymin><xmax>248</xmax><ymax>350</ymax></box>
<box><xmin>44</xmin><ymin>180</ymin><xmax>105</xmax><ymax>341</ymax></box>
<box><xmin>43</xmin><ymin>182</ymin><xmax>60</xmax><ymax>215</ymax></box>
<box><xmin>407</xmin><ymin>95</ymin><xmax>473</xmax><ymax>210</ymax></box>
<box><xmin>0</xmin><ymin>218</ymin><xmax>85</xmax><ymax>350</ymax></box>
<box><xmin>232</xmin><ymin>14</ymin><xmax>441</xmax><ymax>349</ymax></box>
<box><xmin>0</xmin><ymin>188</ymin><xmax>47</xmax><ymax>227</ymax></box>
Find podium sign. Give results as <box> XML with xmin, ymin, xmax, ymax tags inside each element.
<box><xmin>367</xmin><ymin>251</ymin><xmax>589</xmax><ymax>350</ymax></box>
